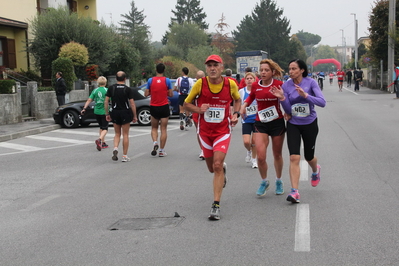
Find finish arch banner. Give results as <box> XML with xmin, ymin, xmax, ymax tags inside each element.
<box><xmin>312</xmin><ymin>59</ymin><xmax>341</xmax><ymax>70</ymax></box>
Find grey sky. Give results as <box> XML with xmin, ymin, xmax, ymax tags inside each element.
<box><xmin>97</xmin><ymin>0</ymin><xmax>375</xmax><ymax>47</ymax></box>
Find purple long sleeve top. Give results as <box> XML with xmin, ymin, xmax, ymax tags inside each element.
<box><xmin>281</xmin><ymin>77</ymin><xmax>326</xmax><ymax>125</ymax></box>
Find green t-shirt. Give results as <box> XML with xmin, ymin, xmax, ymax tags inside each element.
<box><xmin>89</xmin><ymin>86</ymin><xmax>108</xmax><ymax>115</ymax></box>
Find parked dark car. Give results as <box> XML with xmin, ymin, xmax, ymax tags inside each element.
<box><xmin>53</xmin><ymin>87</ymin><xmax>151</xmax><ymax>128</ymax></box>
<box><xmin>138</xmin><ymin>79</ymin><xmax>179</xmax><ymax>115</ymax></box>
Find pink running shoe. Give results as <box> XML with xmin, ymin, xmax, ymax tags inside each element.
<box><xmin>95</xmin><ymin>139</ymin><xmax>101</xmax><ymax>151</ymax></box>
<box><xmin>286</xmin><ymin>189</ymin><xmax>300</xmax><ymax>203</ymax></box>
<box><xmin>311</xmin><ymin>164</ymin><xmax>321</xmax><ymax>187</ymax></box>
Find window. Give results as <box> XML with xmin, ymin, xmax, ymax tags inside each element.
<box><xmin>0</xmin><ymin>37</ymin><xmax>16</xmax><ymax>69</ymax></box>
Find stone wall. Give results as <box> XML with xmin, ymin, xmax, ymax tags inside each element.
<box><xmin>0</xmin><ymin>81</ymin><xmax>90</xmax><ymax>125</ymax></box>
<box><xmin>0</xmin><ymin>86</ymin><xmax>22</xmax><ymax>124</ymax></box>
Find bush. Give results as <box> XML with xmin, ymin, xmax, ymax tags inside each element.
<box><xmin>38</xmin><ymin>86</ymin><xmax>54</xmax><ymax>92</ymax></box>
<box><xmin>0</xmin><ymin>80</ymin><xmax>16</xmax><ymax>94</ymax></box>
<box><xmin>59</xmin><ymin>41</ymin><xmax>89</xmax><ymax>66</ymax></box>
<box><xmin>16</xmin><ymin>68</ymin><xmax>43</xmax><ymax>84</ymax></box>
<box><xmin>52</xmin><ymin>57</ymin><xmax>77</xmax><ymax>92</ymax></box>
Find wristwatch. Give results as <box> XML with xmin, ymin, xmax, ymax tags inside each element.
<box><xmin>233</xmin><ymin>111</ymin><xmax>240</xmax><ymax>118</ymax></box>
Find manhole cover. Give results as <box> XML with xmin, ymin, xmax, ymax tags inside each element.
<box><xmin>108</xmin><ymin>216</ymin><xmax>185</xmax><ymax>230</ymax></box>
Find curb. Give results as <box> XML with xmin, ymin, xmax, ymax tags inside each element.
<box><xmin>0</xmin><ymin>124</ymin><xmax>61</xmax><ymax>143</ymax></box>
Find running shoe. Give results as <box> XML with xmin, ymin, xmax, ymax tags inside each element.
<box><xmin>311</xmin><ymin>164</ymin><xmax>321</xmax><ymax>187</ymax></box>
<box><xmin>121</xmin><ymin>156</ymin><xmax>131</xmax><ymax>162</ymax></box>
<box><xmin>256</xmin><ymin>180</ymin><xmax>270</xmax><ymax>196</ymax></box>
<box><xmin>199</xmin><ymin>150</ymin><xmax>205</xmax><ymax>160</ymax></box>
<box><xmin>208</xmin><ymin>203</ymin><xmax>220</xmax><ymax>220</ymax></box>
<box><xmin>187</xmin><ymin>117</ymin><xmax>193</xmax><ymax>127</ymax></box>
<box><xmin>251</xmin><ymin>159</ymin><xmax>258</xmax><ymax>169</ymax></box>
<box><xmin>275</xmin><ymin>179</ymin><xmax>284</xmax><ymax>195</ymax></box>
<box><xmin>180</xmin><ymin>119</ymin><xmax>185</xmax><ymax>130</ymax></box>
<box><xmin>95</xmin><ymin>138</ymin><xmax>101</xmax><ymax>151</ymax></box>
<box><xmin>159</xmin><ymin>150</ymin><xmax>167</xmax><ymax>157</ymax></box>
<box><xmin>112</xmin><ymin>149</ymin><xmax>118</xmax><ymax>161</ymax></box>
<box><xmin>102</xmin><ymin>142</ymin><xmax>109</xmax><ymax>149</ymax></box>
<box><xmin>151</xmin><ymin>143</ymin><xmax>159</xmax><ymax>156</ymax></box>
<box><xmin>223</xmin><ymin>162</ymin><xmax>227</xmax><ymax>188</ymax></box>
<box><xmin>286</xmin><ymin>189</ymin><xmax>300</xmax><ymax>203</ymax></box>
<box><xmin>245</xmin><ymin>150</ymin><xmax>252</xmax><ymax>163</ymax></box>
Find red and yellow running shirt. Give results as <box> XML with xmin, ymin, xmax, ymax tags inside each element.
<box><xmin>185</xmin><ymin>77</ymin><xmax>240</xmax><ymax>136</ymax></box>
<box><xmin>244</xmin><ymin>79</ymin><xmax>284</xmax><ymax>123</ymax></box>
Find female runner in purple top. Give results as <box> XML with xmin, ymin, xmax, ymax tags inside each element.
<box><xmin>270</xmin><ymin>59</ymin><xmax>326</xmax><ymax>203</ymax></box>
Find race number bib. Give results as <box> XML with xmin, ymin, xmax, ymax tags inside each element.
<box><xmin>258</xmin><ymin>106</ymin><xmax>278</xmax><ymax>123</ymax></box>
<box><xmin>204</xmin><ymin>107</ymin><xmax>225</xmax><ymax>123</ymax></box>
<box><xmin>291</xmin><ymin>103</ymin><xmax>310</xmax><ymax>117</ymax></box>
<box><xmin>246</xmin><ymin>105</ymin><xmax>258</xmax><ymax>116</ymax></box>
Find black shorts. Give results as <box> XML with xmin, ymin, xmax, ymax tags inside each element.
<box><xmin>150</xmin><ymin>104</ymin><xmax>170</xmax><ymax>119</ymax></box>
<box><xmin>242</xmin><ymin>122</ymin><xmax>255</xmax><ymax>135</ymax></box>
<box><xmin>286</xmin><ymin>118</ymin><xmax>319</xmax><ymax>161</ymax></box>
<box><xmin>95</xmin><ymin>114</ymin><xmax>109</xmax><ymax>130</ymax></box>
<box><xmin>110</xmin><ymin>109</ymin><xmax>133</xmax><ymax>125</ymax></box>
<box><xmin>254</xmin><ymin>118</ymin><xmax>286</xmax><ymax>136</ymax></box>
<box><xmin>178</xmin><ymin>95</ymin><xmax>188</xmax><ymax>106</ymax></box>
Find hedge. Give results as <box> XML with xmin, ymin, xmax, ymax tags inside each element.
<box><xmin>0</xmin><ymin>79</ymin><xmax>16</xmax><ymax>94</ymax></box>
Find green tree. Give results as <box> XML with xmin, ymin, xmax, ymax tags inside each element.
<box><xmin>28</xmin><ymin>6</ymin><xmax>118</xmax><ymax>79</ymax></box>
<box><xmin>368</xmin><ymin>0</ymin><xmax>399</xmax><ymax>69</ymax></box>
<box><xmin>162</xmin><ymin>0</ymin><xmax>208</xmax><ymax>44</ymax></box>
<box><xmin>119</xmin><ymin>1</ymin><xmax>153</xmax><ymax>81</ymax></box>
<box><xmin>58</xmin><ymin>41</ymin><xmax>89</xmax><ymax>67</ymax></box>
<box><xmin>294</xmin><ymin>30</ymin><xmax>321</xmax><ymax>57</ymax></box>
<box><xmin>166</xmin><ymin>22</ymin><xmax>209</xmax><ymax>60</ymax></box>
<box><xmin>232</xmin><ymin>0</ymin><xmax>293</xmax><ymax>67</ymax></box>
<box><xmin>52</xmin><ymin>57</ymin><xmax>76</xmax><ymax>92</ymax></box>
<box><xmin>187</xmin><ymin>45</ymin><xmax>221</xmax><ymax>70</ymax></box>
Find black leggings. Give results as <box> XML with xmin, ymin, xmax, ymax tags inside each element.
<box><xmin>286</xmin><ymin>119</ymin><xmax>319</xmax><ymax>161</ymax></box>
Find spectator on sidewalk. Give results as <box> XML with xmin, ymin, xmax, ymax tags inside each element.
<box><xmin>54</xmin><ymin>72</ymin><xmax>67</xmax><ymax>106</ymax></box>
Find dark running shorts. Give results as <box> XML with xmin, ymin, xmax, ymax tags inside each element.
<box><xmin>110</xmin><ymin>109</ymin><xmax>133</xmax><ymax>125</ymax></box>
<box><xmin>242</xmin><ymin>122</ymin><xmax>255</xmax><ymax>135</ymax></box>
<box><xmin>178</xmin><ymin>95</ymin><xmax>188</xmax><ymax>106</ymax></box>
<box><xmin>150</xmin><ymin>104</ymin><xmax>170</xmax><ymax>119</ymax></box>
<box><xmin>254</xmin><ymin>118</ymin><xmax>286</xmax><ymax>136</ymax></box>
<box><xmin>95</xmin><ymin>114</ymin><xmax>109</xmax><ymax>130</ymax></box>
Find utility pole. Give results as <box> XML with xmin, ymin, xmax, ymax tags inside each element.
<box><xmin>340</xmin><ymin>29</ymin><xmax>344</xmax><ymax>67</ymax></box>
<box><xmin>388</xmin><ymin>0</ymin><xmax>396</xmax><ymax>92</ymax></box>
<box><xmin>351</xmin><ymin>13</ymin><xmax>358</xmax><ymax>69</ymax></box>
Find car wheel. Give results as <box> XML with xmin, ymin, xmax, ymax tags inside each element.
<box><xmin>61</xmin><ymin>110</ymin><xmax>80</xmax><ymax>128</ymax></box>
<box><xmin>137</xmin><ymin>107</ymin><xmax>151</xmax><ymax>126</ymax></box>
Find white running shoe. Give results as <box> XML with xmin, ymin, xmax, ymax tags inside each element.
<box><xmin>252</xmin><ymin>159</ymin><xmax>258</xmax><ymax>169</ymax></box>
<box><xmin>121</xmin><ymin>156</ymin><xmax>131</xmax><ymax>162</ymax></box>
<box><xmin>245</xmin><ymin>151</ymin><xmax>252</xmax><ymax>163</ymax></box>
<box><xmin>199</xmin><ymin>150</ymin><xmax>205</xmax><ymax>160</ymax></box>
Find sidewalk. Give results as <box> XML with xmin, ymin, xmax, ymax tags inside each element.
<box><xmin>0</xmin><ymin>118</ymin><xmax>60</xmax><ymax>142</ymax></box>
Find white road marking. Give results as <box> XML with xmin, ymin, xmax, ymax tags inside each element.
<box><xmin>26</xmin><ymin>135</ymin><xmax>92</xmax><ymax>144</ymax></box>
<box><xmin>300</xmin><ymin>160</ymin><xmax>308</xmax><ymax>181</ymax></box>
<box><xmin>0</xmin><ymin>142</ymin><xmax>44</xmax><ymax>151</ymax></box>
<box><xmin>19</xmin><ymin>194</ymin><xmax>60</xmax><ymax>212</ymax></box>
<box><xmin>295</xmin><ymin>204</ymin><xmax>310</xmax><ymax>252</ymax></box>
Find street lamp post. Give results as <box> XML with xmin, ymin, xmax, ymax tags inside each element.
<box><xmin>340</xmin><ymin>29</ymin><xmax>344</xmax><ymax>67</ymax></box>
<box><xmin>351</xmin><ymin>13</ymin><xmax>358</xmax><ymax>69</ymax></box>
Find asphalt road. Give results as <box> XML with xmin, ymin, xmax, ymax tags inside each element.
<box><xmin>0</xmin><ymin>83</ymin><xmax>399</xmax><ymax>265</ymax></box>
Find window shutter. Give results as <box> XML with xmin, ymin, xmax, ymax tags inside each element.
<box><xmin>7</xmin><ymin>39</ymin><xmax>16</xmax><ymax>69</ymax></box>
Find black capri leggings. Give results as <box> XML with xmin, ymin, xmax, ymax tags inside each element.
<box><xmin>286</xmin><ymin>118</ymin><xmax>319</xmax><ymax>161</ymax></box>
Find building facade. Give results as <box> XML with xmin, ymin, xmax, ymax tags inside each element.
<box><xmin>0</xmin><ymin>0</ymin><xmax>97</xmax><ymax>72</ymax></box>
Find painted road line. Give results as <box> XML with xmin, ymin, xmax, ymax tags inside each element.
<box><xmin>26</xmin><ymin>135</ymin><xmax>92</xmax><ymax>144</ymax></box>
<box><xmin>295</xmin><ymin>204</ymin><xmax>310</xmax><ymax>252</ymax></box>
<box><xmin>300</xmin><ymin>160</ymin><xmax>308</xmax><ymax>181</ymax></box>
<box><xmin>20</xmin><ymin>194</ymin><xmax>60</xmax><ymax>212</ymax></box>
<box><xmin>0</xmin><ymin>142</ymin><xmax>44</xmax><ymax>151</ymax></box>
<box><xmin>54</xmin><ymin>129</ymin><xmax>116</xmax><ymax>138</ymax></box>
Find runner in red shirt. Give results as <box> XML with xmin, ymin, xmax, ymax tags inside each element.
<box><xmin>184</xmin><ymin>55</ymin><xmax>241</xmax><ymax>221</ymax></box>
<box><xmin>336</xmin><ymin>69</ymin><xmax>345</xmax><ymax>92</ymax></box>
<box><xmin>240</xmin><ymin>59</ymin><xmax>286</xmax><ymax>197</ymax></box>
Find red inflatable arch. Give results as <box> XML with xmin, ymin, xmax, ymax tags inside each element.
<box><xmin>312</xmin><ymin>59</ymin><xmax>341</xmax><ymax>70</ymax></box>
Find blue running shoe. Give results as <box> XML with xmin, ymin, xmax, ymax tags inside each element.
<box><xmin>275</xmin><ymin>179</ymin><xmax>284</xmax><ymax>195</ymax></box>
<box><xmin>256</xmin><ymin>180</ymin><xmax>269</xmax><ymax>196</ymax></box>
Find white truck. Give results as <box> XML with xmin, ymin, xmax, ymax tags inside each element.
<box><xmin>235</xmin><ymin>50</ymin><xmax>268</xmax><ymax>78</ymax></box>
